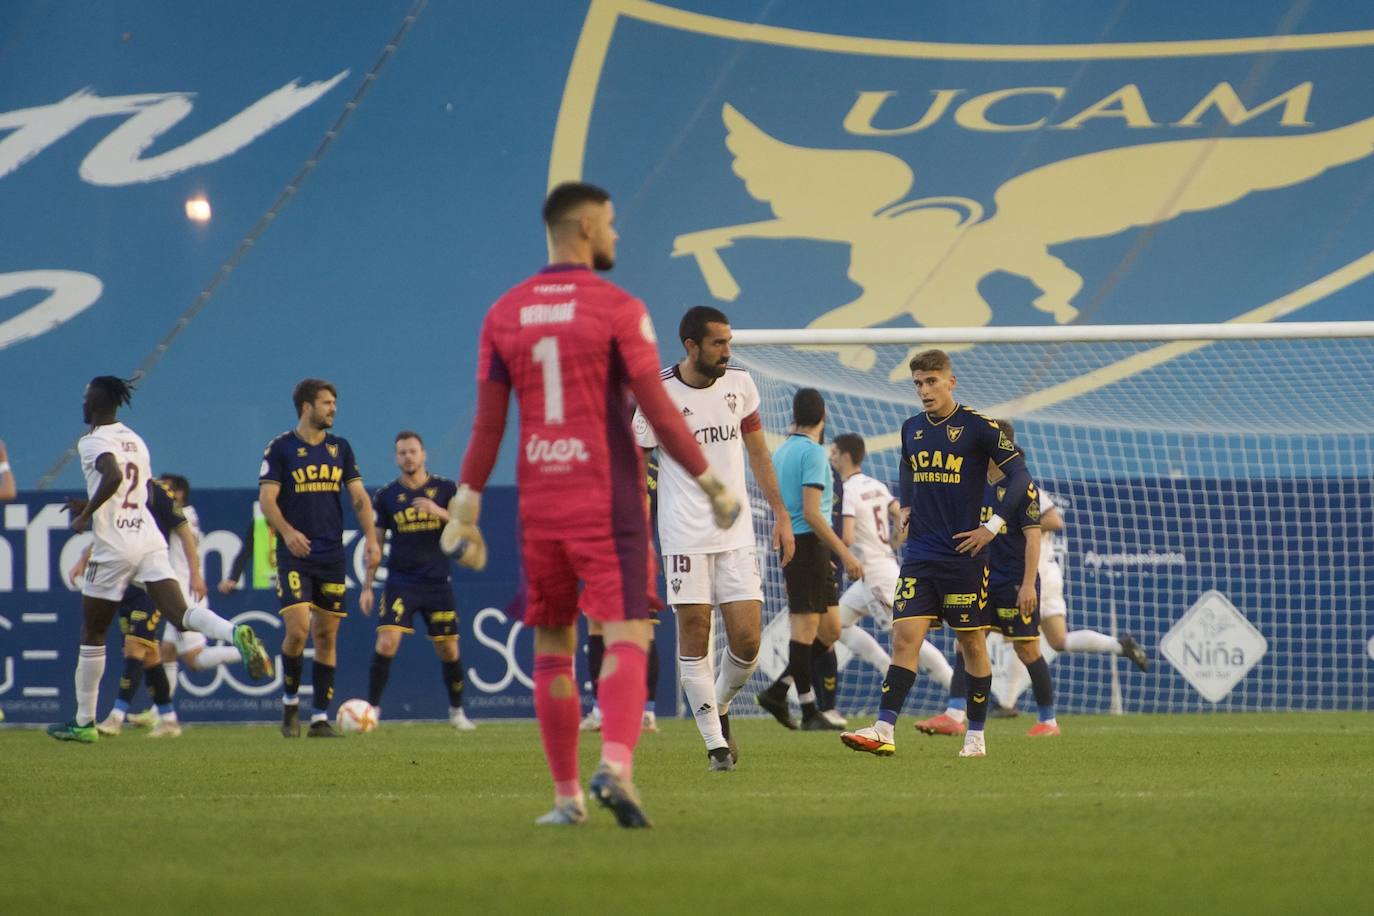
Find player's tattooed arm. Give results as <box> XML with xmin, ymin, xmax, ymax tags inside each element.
<box><xmin>348</xmin><ymin>478</ymin><xmax>382</xmax><ymax>571</ymax></box>
<box><xmin>1019</xmin><ymin>512</ymin><xmax>1041</xmax><ymax>616</ymax></box>
<box><xmin>66</xmin><ymin>452</ymin><xmax>120</xmax><ymax>532</ymax></box>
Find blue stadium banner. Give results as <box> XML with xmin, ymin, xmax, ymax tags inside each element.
<box><xmin>0</xmin><ymin>489</ymin><xmax>681</xmax><ymax>723</ymax></box>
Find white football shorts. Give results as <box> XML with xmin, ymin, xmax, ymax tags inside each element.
<box><xmin>839</xmin><ymin>562</ymin><xmax>898</xmax><ymax>631</ymax></box>
<box><xmin>662</xmin><ymin>545</ymin><xmax>763</xmax><ymax>607</ymax></box>
<box><xmin>82</xmin><ymin>547</ymin><xmax>176</xmax><ymax>602</ymax></box>
<box><xmin>1040</xmin><ymin>560</ymin><xmax>1067</xmax><ymax>619</ymax></box>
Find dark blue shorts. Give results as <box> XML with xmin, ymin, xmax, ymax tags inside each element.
<box><xmin>378</xmin><ymin>583</ymin><xmax>458</xmax><ymax>639</ymax></box>
<box><xmin>989</xmin><ymin>579</ymin><xmax>1041</xmax><ymax>640</ymax></box>
<box><xmin>118</xmin><ymin>586</ymin><xmax>163</xmax><ymax>647</ymax></box>
<box><xmin>277</xmin><ymin>553</ymin><xmax>348</xmax><ymax>617</ymax></box>
<box><xmin>892</xmin><ymin>556</ymin><xmax>990</xmax><ymax>631</ymax></box>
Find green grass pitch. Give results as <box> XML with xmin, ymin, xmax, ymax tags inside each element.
<box><xmin>1</xmin><ymin>713</ymin><xmax>1369</xmax><ymax>915</ymax></box>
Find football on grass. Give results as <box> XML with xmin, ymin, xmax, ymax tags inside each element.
<box><xmin>336</xmin><ymin>699</ymin><xmax>378</xmax><ymax>734</ymax></box>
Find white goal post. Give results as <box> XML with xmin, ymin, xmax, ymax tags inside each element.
<box><xmin>716</xmin><ymin>320</ymin><xmax>1374</xmax><ymax>716</ymax></box>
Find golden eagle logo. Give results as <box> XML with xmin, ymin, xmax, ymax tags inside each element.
<box><xmin>326</xmin><ymin>443</ymin><xmax>339</xmax><ymax>459</ymax></box>
<box><xmin>947</xmin><ymin>426</ymin><xmax>964</xmax><ymax>443</ymax></box>
<box><xmin>674</xmin><ymin>103</ymin><xmax>1374</xmax><ymax>377</ymax></box>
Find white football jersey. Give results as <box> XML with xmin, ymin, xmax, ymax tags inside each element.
<box><xmin>841</xmin><ymin>472</ymin><xmax>899</xmax><ymax>573</ymax></box>
<box><xmin>168</xmin><ymin>503</ymin><xmax>202</xmax><ymax>591</ymax></box>
<box><xmin>634</xmin><ymin>365</ymin><xmax>759</xmax><ymax>555</ymax></box>
<box><xmin>1038</xmin><ymin>491</ymin><xmax>1066</xmax><ymax>574</ymax></box>
<box><xmin>78</xmin><ymin>422</ymin><xmax>167</xmax><ymax>561</ymax></box>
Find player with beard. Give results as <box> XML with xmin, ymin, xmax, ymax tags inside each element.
<box><xmin>633</xmin><ymin>305</ymin><xmax>794</xmax><ymax>770</ymax></box>
<box><xmin>260</xmin><ymin>379</ymin><xmax>382</xmax><ymax>738</ymax></box>
<box><xmin>445</xmin><ymin>182</ymin><xmax>738</xmax><ymax>827</ymax></box>
<box><xmin>361</xmin><ymin>431</ymin><xmax>474</xmax><ymax>731</ymax></box>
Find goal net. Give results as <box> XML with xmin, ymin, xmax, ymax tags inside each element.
<box><xmin>717</xmin><ymin>322</ymin><xmax>1374</xmax><ymax>717</ymax></box>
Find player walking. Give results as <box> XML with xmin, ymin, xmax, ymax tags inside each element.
<box><xmin>443</xmin><ymin>182</ymin><xmax>738</xmax><ymax>827</ymax></box>
<box><xmin>48</xmin><ymin>376</ymin><xmax>272</xmax><ymax>743</ymax></box>
<box><xmin>840</xmin><ymin>351</ymin><xmax>1030</xmax><ymax>758</ymax></box>
<box><xmin>260</xmin><ymin>379</ymin><xmax>381</xmax><ymax>738</ymax></box>
<box><xmin>633</xmin><ymin>305</ymin><xmax>794</xmax><ymax>771</ymax></box>
<box><xmin>360</xmin><ymin>431</ymin><xmax>475</xmax><ymax>731</ymax></box>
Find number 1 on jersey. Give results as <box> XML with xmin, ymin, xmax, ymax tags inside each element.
<box><xmin>532</xmin><ymin>336</ymin><xmax>565</xmax><ymax>424</ymax></box>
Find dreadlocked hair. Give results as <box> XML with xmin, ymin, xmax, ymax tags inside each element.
<box><xmin>89</xmin><ymin>376</ymin><xmax>135</xmax><ymax>409</ymax></box>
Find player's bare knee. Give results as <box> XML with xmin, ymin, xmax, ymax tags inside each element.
<box><xmin>674</xmin><ymin>605</ymin><xmax>712</xmax><ymax>656</ymax></box>
<box><xmin>434</xmin><ymin>638</ymin><xmax>459</xmax><ymax>663</ymax></box>
<box><xmin>375</xmin><ymin>631</ymin><xmax>400</xmax><ymax>657</ymax></box>
<box><xmin>1014</xmin><ymin>641</ymin><xmax>1042</xmax><ymax>664</ymax></box>
<box><xmin>732</xmin><ymin>632</ymin><xmax>761</xmax><ymax>660</ymax></box>
<box><xmin>312</xmin><ymin>630</ymin><xmax>338</xmax><ymax>655</ymax></box>
<box><xmin>957</xmin><ymin>631</ymin><xmax>991</xmax><ymax>668</ymax></box>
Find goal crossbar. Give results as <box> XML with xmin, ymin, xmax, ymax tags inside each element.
<box><xmin>732</xmin><ymin>320</ymin><xmax>1374</xmax><ymax>346</ymax></box>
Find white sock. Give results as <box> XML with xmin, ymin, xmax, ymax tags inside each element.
<box><xmin>944</xmin><ymin>707</ymin><xmax>967</xmax><ymax>723</ymax></box>
<box><xmin>160</xmin><ymin>708</ymin><xmax>179</xmax><ymax>724</ymax></box>
<box><xmin>1065</xmin><ymin>629</ymin><xmax>1122</xmax><ymax>654</ymax></box>
<box><xmin>188</xmin><ymin>646</ymin><xmax>242</xmax><ymax>671</ymax></box>
<box><xmin>840</xmin><ymin>626</ymin><xmax>891</xmax><ymax>673</ymax></box>
<box><xmin>714</xmin><ymin>648</ymin><xmax>757</xmax><ymax>715</ymax></box>
<box><xmin>162</xmin><ymin>661</ymin><xmax>179</xmax><ymax>699</ymax></box>
<box><xmin>917</xmin><ymin>640</ymin><xmax>953</xmax><ymax>690</ymax></box>
<box><xmin>76</xmin><ymin>646</ymin><xmax>106</xmax><ymax>726</ymax></box>
<box><xmin>1001</xmin><ymin>655</ymin><xmax>1030</xmax><ymax>707</ymax></box>
<box><xmin>181</xmin><ymin>604</ymin><xmax>236</xmax><ymax>644</ymax></box>
<box><xmin>874</xmin><ymin>719</ymin><xmax>894</xmax><ymax>742</ymax></box>
<box><xmin>679</xmin><ymin>655</ymin><xmax>726</xmax><ymax>750</ymax></box>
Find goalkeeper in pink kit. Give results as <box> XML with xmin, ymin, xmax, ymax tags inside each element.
<box><xmin>444</xmin><ymin>182</ymin><xmax>739</xmax><ymax>827</ymax></box>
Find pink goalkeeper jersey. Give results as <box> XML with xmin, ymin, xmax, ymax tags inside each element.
<box><xmin>477</xmin><ymin>264</ymin><xmax>662</xmax><ymax>539</ymax></box>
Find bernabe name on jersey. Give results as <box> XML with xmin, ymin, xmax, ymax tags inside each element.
<box><xmin>520</xmin><ymin>302</ymin><xmax>576</xmax><ymax>325</ymax></box>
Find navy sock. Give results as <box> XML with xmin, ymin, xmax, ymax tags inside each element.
<box><xmin>312</xmin><ymin>661</ymin><xmax>335</xmax><ymax>717</ymax></box>
<box><xmin>1026</xmin><ymin>656</ymin><xmax>1055</xmax><ymax>721</ymax></box>
<box><xmin>877</xmin><ymin>665</ymin><xmax>917</xmax><ymax>727</ymax></box>
<box><xmin>118</xmin><ymin>656</ymin><xmax>143</xmax><ymax>704</ymax></box>
<box><xmin>145</xmin><ymin>663</ymin><xmax>172</xmax><ymax>707</ymax></box>
<box><xmin>967</xmin><ymin>673</ymin><xmax>993</xmax><ymax>732</ymax></box>
<box><xmin>282</xmin><ymin>652</ymin><xmax>304</xmax><ymax>702</ymax></box>
<box><xmin>949</xmin><ymin>651</ymin><xmax>968</xmax><ymax>711</ymax></box>
<box><xmin>811</xmin><ymin>639</ymin><xmax>838</xmax><ymax>711</ymax></box>
<box><xmin>368</xmin><ymin>652</ymin><xmax>393</xmax><ymax>707</ymax></box>
<box><xmin>441</xmin><ymin>658</ymin><xmax>464</xmax><ymax>709</ymax></box>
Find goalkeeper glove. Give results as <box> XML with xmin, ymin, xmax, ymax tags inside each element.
<box><xmin>695</xmin><ymin>469</ymin><xmax>741</xmax><ymax>530</ymax></box>
<box><xmin>440</xmin><ymin>484</ymin><xmax>488</xmax><ymax>571</ymax></box>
